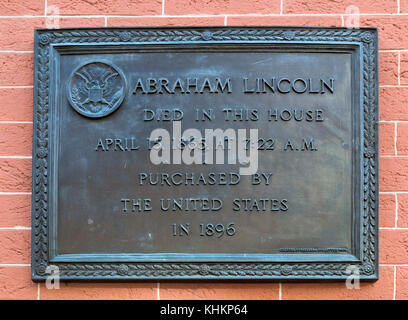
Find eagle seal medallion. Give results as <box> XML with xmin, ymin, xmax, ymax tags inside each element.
<box><xmin>68</xmin><ymin>61</ymin><xmax>126</xmax><ymax>118</ymax></box>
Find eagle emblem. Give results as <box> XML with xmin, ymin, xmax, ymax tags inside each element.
<box><xmin>68</xmin><ymin>61</ymin><xmax>126</xmax><ymax>118</ymax></box>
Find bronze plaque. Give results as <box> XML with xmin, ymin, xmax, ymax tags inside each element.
<box><xmin>32</xmin><ymin>27</ymin><xmax>379</xmax><ymax>281</ymax></box>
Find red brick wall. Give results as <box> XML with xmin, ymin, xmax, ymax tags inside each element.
<box><xmin>0</xmin><ymin>0</ymin><xmax>407</xmax><ymax>300</ymax></box>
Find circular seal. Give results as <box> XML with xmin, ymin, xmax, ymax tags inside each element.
<box><xmin>198</xmin><ymin>264</ymin><xmax>211</xmax><ymax>275</ymax></box>
<box><xmin>280</xmin><ymin>264</ymin><xmax>293</xmax><ymax>276</ymax></box>
<box><xmin>361</xmin><ymin>263</ymin><xmax>374</xmax><ymax>275</ymax></box>
<box><xmin>201</xmin><ymin>31</ymin><xmax>213</xmax><ymax>41</ymax></box>
<box><xmin>361</xmin><ymin>31</ymin><xmax>373</xmax><ymax>43</ymax></box>
<box><xmin>117</xmin><ymin>264</ymin><xmax>129</xmax><ymax>276</ymax></box>
<box><xmin>282</xmin><ymin>31</ymin><xmax>295</xmax><ymax>41</ymax></box>
<box><xmin>67</xmin><ymin>61</ymin><xmax>126</xmax><ymax>118</ymax></box>
<box><xmin>35</xmin><ymin>263</ymin><xmax>48</xmax><ymax>276</ymax></box>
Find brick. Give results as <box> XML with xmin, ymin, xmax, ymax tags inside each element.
<box><xmin>379</xmin><ymin>193</ymin><xmax>396</xmax><ymax>228</ymax></box>
<box><xmin>47</xmin><ymin>0</ymin><xmax>162</xmax><ymax>16</ymax></box>
<box><xmin>40</xmin><ymin>282</ymin><xmax>156</xmax><ymax>300</ymax></box>
<box><xmin>0</xmin><ymin>53</ymin><xmax>33</xmax><ymax>86</ymax></box>
<box><xmin>379</xmin><ymin>122</ymin><xmax>395</xmax><ymax>155</ymax></box>
<box><xmin>0</xmin><ymin>88</ymin><xmax>33</xmax><ymax>122</ymax></box>
<box><xmin>281</xmin><ymin>266</ymin><xmax>393</xmax><ymax>299</ymax></box>
<box><xmin>0</xmin><ymin>0</ymin><xmax>44</xmax><ymax>16</ymax></box>
<box><xmin>379</xmin><ymin>157</ymin><xmax>408</xmax><ymax>192</ymax></box>
<box><xmin>0</xmin><ymin>18</ymin><xmax>106</xmax><ymax>52</ymax></box>
<box><xmin>0</xmin><ymin>195</ymin><xmax>31</xmax><ymax>228</ymax></box>
<box><xmin>227</xmin><ymin>15</ymin><xmax>342</xmax><ymax>27</ymax></box>
<box><xmin>397</xmin><ymin>193</ymin><xmax>408</xmax><ymax>228</ymax></box>
<box><xmin>397</xmin><ymin>123</ymin><xmax>408</xmax><ymax>155</ymax></box>
<box><xmin>165</xmin><ymin>0</ymin><xmax>280</xmax><ymax>15</ymax></box>
<box><xmin>379</xmin><ymin>52</ymin><xmax>398</xmax><ymax>85</ymax></box>
<box><xmin>0</xmin><ymin>230</ymin><xmax>30</xmax><ymax>264</ymax></box>
<box><xmin>0</xmin><ymin>124</ymin><xmax>32</xmax><ymax>156</ymax></box>
<box><xmin>360</xmin><ymin>16</ymin><xmax>408</xmax><ymax>50</ymax></box>
<box><xmin>284</xmin><ymin>0</ymin><xmax>397</xmax><ymax>14</ymax></box>
<box><xmin>160</xmin><ymin>283</ymin><xmax>279</xmax><ymax>299</ymax></box>
<box><xmin>58</xmin><ymin>18</ymin><xmax>106</xmax><ymax>28</ymax></box>
<box><xmin>396</xmin><ymin>266</ymin><xmax>408</xmax><ymax>300</ymax></box>
<box><xmin>400</xmin><ymin>0</ymin><xmax>408</xmax><ymax>13</ymax></box>
<box><xmin>0</xmin><ymin>159</ymin><xmax>31</xmax><ymax>193</ymax></box>
<box><xmin>400</xmin><ymin>52</ymin><xmax>408</xmax><ymax>85</ymax></box>
<box><xmin>0</xmin><ymin>18</ymin><xmax>44</xmax><ymax>52</ymax></box>
<box><xmin>379</xmin><ymin>87</ymin><xmax>408</xmax><ymax>121</ymax></box>
<box><xmin>380</xmin><ymin>229</ymin><xmax>408</xmax><ymax>264</ymax></box>
<box><xmin>0</xmin><ymin>266</ymin><xmax>37</xmax><ymax>300</ymax></box>
<box><xmin>107</xmin><ymin>16</ymin><xmax>225</xmax><ymax>27</ymax></box>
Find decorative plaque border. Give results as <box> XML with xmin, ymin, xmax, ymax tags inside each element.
<box><xmin>32</xmin><ymin>26</ymin><xmax>378</xmax><ymax>281</ymax></box>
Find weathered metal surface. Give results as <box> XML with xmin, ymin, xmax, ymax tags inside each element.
<box><xmin>31</xmin><ymin>26</ymin><xmax>379</xmax><ymax>281</ymax></box>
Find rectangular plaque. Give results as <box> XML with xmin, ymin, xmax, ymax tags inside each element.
<box><xmin>32</xmin><ymin>26</ymin><xmax>379</xmax><ymax>281</ymax></box>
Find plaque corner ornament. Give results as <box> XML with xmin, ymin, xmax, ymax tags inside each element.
<box><xmin>32</xmin><ymin>26</ymin><xmax>379</xmax><ymax>281</ymax></box>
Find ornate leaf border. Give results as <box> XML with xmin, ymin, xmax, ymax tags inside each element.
<box><xmin>32</xmin><ymin>27</ymin><xmax>378</xmax><ymax>281</ymax></box>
